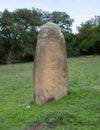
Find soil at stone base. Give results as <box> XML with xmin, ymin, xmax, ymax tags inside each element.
<box><xmin>24</xmin><ymin>122</ymin><xmax>57</xmax><ymax>130</ymax></box>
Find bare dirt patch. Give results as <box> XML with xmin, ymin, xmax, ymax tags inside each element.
<box><xmin>24</xmin><ymin>122</ymin><xmax>57</xmax><ymax>130</ymax></box>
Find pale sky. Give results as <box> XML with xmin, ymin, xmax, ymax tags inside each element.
<box><xmin>0</xmin><ymin>0</ymin><xmax>100</xmax><ymax>33</ymax></box>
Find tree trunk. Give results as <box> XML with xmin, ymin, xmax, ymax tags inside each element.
<box><xmin>6</xmin><ymin>50</ymin><xmax>12</xmax><ymax>64</ymax></box>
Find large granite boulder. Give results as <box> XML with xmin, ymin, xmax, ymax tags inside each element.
<box><xmin>33</xmin><ymin>22</ymin><xmax>68</xmax><ymax>104</ymax></box>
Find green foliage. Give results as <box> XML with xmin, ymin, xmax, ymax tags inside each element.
<box><xmin>77</xmin><ymin>16</ymin><xmax>100</xmax><ymax>55</ymax></box>
<box><xmin>43</xmin><ymin>111</ymin><xmax>75</xmax><ymax>125</ymax></box>
<box><xmin>0</xmin><ymin>56</ymin><xmax>100</xmax><ymax>130</ymax></box>
<box><xmin>63</xmin><ymin>16</ymin><xmax>100</xmax><ymax>57</ymax></box>
<box><xmin>0</xmin><ymin>8</ymin><xmax>100</xmax><ymax>64</ymax></box>
<box><xmin>63</xmin><ymin>32</ymin><xmax>80</xmax><ymax>57</ymax></box>
<box><xmin>0</xmin><ymin>8</ymin><xmax>74</xmax><ymax>64</ymax></box>
<box><xmin>0</xmin><ymin>8</ymin><xmax>45</xmax><ymax>64</ymax></box>
<box><xmin>51</xmin><ymin>11</ymin><xmax>74</xmax><ymax>32</ymax></box>
<box><xmin>0</xmin><ymin>9</ymin><xmax>15</xmax><ymax>64</ymax></box>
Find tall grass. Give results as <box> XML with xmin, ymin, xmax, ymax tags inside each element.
<box><xmin>0</xmin><ymin>56</ymin><xmax>100</xmax><ymax>130</ymax></box>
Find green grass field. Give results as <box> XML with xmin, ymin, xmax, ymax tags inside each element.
<box><xmin>0</xmin><ymin>55</ymin><xmax>100</xmax><ymax>130</ymax></box>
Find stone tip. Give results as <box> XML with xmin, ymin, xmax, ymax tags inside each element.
<box><xmin>38</xmin><ymin>22</ymin><xmax>62</xmax><ymax>39</ymax></box>
<box><xmin>41</xmin><ymin>22</ymin><xmax>61</xmax><ymax>30</ymax></box>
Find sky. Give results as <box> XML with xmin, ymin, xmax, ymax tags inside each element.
<box><xmin>0</xmin><ymin>0</ymin><xmax>100</xmax><ymax>33</ymax></box>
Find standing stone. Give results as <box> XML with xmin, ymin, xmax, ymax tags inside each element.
<box><xmin>33</xmin><ymin>22</ymin><xmax>68</xmax><ymax>104</ymax></box>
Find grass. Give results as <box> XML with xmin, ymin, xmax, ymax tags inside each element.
<box><xmin>0</xmin><ymin>55</ymin><xmax>100</xmax><ymax>130</ymax></box>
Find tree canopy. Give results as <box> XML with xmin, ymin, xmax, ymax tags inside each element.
<box><xmin>0</xmin><ymin>8</ymin><xmax>73</xmax><ymax>64</ymax></box>
<box><xmin>0</xmin><ymin>8</ymin><xmax>99</xmax><ymax>64</ymax></box>
<box><xmin>51</xmin><ymin>11</ymin><xmax>74</xmax><ymax>32</ymax></box>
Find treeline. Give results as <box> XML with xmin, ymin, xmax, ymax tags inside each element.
<box><xmin>0</xmin><ymin>8</ymin><xmax>100</xmax><ymax>64</ymax></box>
<box><xmin>79</xmin><ymin>17</ymin><xmax>100</xmax><ymax>55</ymax></box>
<box><xmin>64</xmin><ymin>16</ymin><xmax>100</xmax><ymax>57</ymax></box>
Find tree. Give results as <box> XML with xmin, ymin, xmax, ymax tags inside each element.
<box><xmin>0</xmin><ymin>9</ymin><xmax>15</xmax><ymax>64</ymax></box>
<box><xmin>14</xmin><ymin>8</ymin><xmax>42</xmax><ymax>62</ymax></box>
<box><xmin>77</xmin><ymin>16</ymin><xmax>100</xmax><ymax>55</ymax></box>
<box><xmin>0</xmin><ymin>8</ymin><xmax>75</xmax><ymax>64</ymax></box>
<box><xmin>80</xmin><ymin>25</ymin><xmax>100</xmax><ymax>54</ymax></box>
<box><xmin>0</xmin><ymin>8</ymin><xmax>43</xmax><ymax>64</ymax></box>
<box><xmin>39</xmin><ymin>9</ymin><xmax>51</xmax><ymax>24</ymax></box>
<box><xmin>51</xmin><ymin>11</ymin><xmax>74</xmax><ymax>32</ymax></box>
<box><xmin>64</xmin><ymin>32</ymin><xmax>81</xmax><ymax>57</ymax></box>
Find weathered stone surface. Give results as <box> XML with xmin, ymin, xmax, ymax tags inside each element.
<box><xmin>33</xmin><ymin>22</ymin><xmax>68</xmax><ymax>104</ymax></box>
